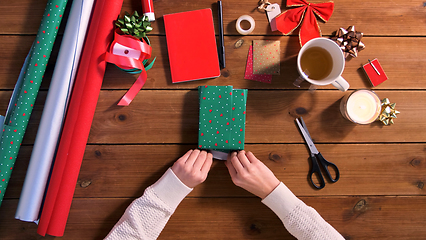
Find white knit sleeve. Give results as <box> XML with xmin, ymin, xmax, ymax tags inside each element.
<box><xmin>105</xmin><ymin>168</ymin><xmax>192</xmax><ymax>240</ymax></box>
<box><xmin>261</xmin><ymin>182</ymin><xmax>344</xmax><ymax>240</ymax></box>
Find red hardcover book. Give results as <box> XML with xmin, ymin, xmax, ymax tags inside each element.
<box><xmin>164</xmin><ymin>9</ymin><xmax>220</xmax><ymax>83</ymax></box>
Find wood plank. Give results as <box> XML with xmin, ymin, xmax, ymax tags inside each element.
<box><xmin>144</xmin><ymin>0</ymin><xmax>426</xmax><ymax>36</ymax></box>
<box><xmin>5</xmin><ymin>144</ymin><xmax>426</xmax><ymax>199</ymax></box>
<box><xmin>0</xmin><ymin>90</ymin><xmax>422</xmax><ymax>144</ymax></box>
<box><xmin>102</xmin><ymin>36</ymin><xmax>426</xmax><ymax>90</ymax></box>
<box><xmin>1</xmin><ymin>196</ymin><xmax>426</xmax><ymax>239</ymax></box>
<box><xmin>2</xmin><ymin>0</ymin><xmax>426</xmax><ymax>36</ymax></box>
<box><xmin>1</xmin><ymin>35</ymin><xmax>425</xmax><ymax>90</ymax></box>
<box><xmin>0</xmin><ymin>0</ymin><xmax>49</xmax><ymax>34</ymax></box>
<box><xmin>76</xmin><ymin>144</ymin><xmax>426</xmax><ymax>198</ymax></box>
<box><xmin>1</xmin><ymin>0</ymin><xmax>424</xmax><ymax>239</ymax></box>
<box><xmin>89</xmin><ymin>90</ymin><xmax>425</xmax><ymax>143</ymax></box>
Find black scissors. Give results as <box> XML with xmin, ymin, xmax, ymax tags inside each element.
<box><xmin>295</xmin><ymin>117</ymin><xmax>340</xmax><ymax>189</ymax></box>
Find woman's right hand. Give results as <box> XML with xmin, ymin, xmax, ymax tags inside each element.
<box><xmin>225</xmin><ymin>150</ymin><xmax>280</xmax><ymax>199</ymax></box>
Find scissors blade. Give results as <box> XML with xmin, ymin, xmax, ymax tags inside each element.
<box><xmin>298</xmin><ymin>117</ymin><xmax>311</xmax><ymax>139</ymax></box>
<box><xmin>295</xmin><ymin>118</ymin><xmax>319</xmax><ymax>154</ymax></box>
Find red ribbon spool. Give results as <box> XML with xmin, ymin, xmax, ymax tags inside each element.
<box><xmin>105</xmin><ymin>29</ymin><xmax>152</xmax><ymax>106</ymax></box>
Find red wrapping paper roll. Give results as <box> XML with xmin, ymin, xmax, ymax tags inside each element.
<box><xmin>37</xmin><ymin>0</ymin><xmax>123</xmax><ymax>236</ymax></box>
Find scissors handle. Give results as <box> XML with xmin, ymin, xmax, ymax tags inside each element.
<box><xmin>309</xmin><ymin>154</ymin><xmax>326</xmax><ymax>189</ymax></box>
<box><xmin>316</xmin><ymin>152</ymin><xmax>340</xmax><ymax>183</ymax></box>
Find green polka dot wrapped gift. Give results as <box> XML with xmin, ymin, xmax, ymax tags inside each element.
<box><xmin>198</xmin><ymin>86</ymin><xmax>248</xmax><ymax>159</ymax></box>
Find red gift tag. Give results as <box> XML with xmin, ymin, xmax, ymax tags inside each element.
<box><xmin>363</xmin><ymin>58</ymin><xmax>388</xmax><ymax>87</ymax></box>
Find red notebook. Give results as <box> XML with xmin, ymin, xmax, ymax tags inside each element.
<box><xmin>164</xmin><ymin>9</ymin><xmax>220</xmax><ymax>83</ymax></box>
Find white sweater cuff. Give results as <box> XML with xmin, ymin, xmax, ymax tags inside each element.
<box><xmin>150</xmin><ymin>168</ymin><xmax>193</xmax><ymax>210</ymax></box>
<box><xmin>261</xmin><ymin>182</ymin><xmax>303</xmax><ymax>220</ymax></box>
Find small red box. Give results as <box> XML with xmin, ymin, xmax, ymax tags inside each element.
<box><xmin>362</xmin><ymin>58</ymin><xmax>388</xmax><ymax>87</ymax></box>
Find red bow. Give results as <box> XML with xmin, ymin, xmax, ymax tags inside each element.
<box><xmin>105</xmin><ymin>29</ymin><xmax>152</xmax><ymax>106</ymax></box>
<box><xmin>275</xmin><ymin>0</ymin><xmax>334</xmax><ymax>46</ymax></box>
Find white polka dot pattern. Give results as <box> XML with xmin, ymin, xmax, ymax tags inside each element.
<box><xmin>0</xmin><ymin>0</ymin><xmax>68</xmax><ymax>204</ymax></box>
<box><xmin>198</xmin><ymin>86</ymin><xmax>247</xmax><ymax>151</ymax></box>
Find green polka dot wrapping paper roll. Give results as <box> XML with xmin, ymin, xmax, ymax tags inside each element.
<box><xmin>198</xmin><ymin>86</ymin><xmax>248</xmax><ymax>153</ymax></box>
<box><xmin>0</xmin><ymin>0</ymin><xmax>68</xmax><ymax>206</ymax></box>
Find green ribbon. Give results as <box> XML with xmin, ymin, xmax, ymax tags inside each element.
<box><xmin>0</xmin><ymin>0</ymin><xmax>68</xmax><ymax>206</ymax></box>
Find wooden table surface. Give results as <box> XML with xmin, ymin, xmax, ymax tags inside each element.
<box><xmin>1</xmin><ymin>0</ymin><xmax>426</xmax><ymax>239</ymax></box>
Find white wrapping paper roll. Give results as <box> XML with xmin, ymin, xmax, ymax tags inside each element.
<box><xmin>15</xmin><ymin>0</ymin><xmax>95</xmax><ymax>222</ymax></box>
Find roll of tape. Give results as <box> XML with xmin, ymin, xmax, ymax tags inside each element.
<box><xmin>236</xmin><ymin>15</ymin><xmax>255</xmax><ymax>35</ymax></box>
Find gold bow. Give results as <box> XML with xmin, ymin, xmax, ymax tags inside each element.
<box><xmin>379</xmin><ymin>98</ymin><xmax>400</xmax><ymax>125</ymax></box>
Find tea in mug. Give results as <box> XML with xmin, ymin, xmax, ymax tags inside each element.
<box><xmin>300</xmin><ymin>46</ymin><xmax>333</xmax><ymax>80</ymax></box>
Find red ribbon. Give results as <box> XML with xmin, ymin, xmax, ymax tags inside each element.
<box><xmin>275</xmin><ymin>0</ymin><xmax>334</xmax><ymax>46</ymax></box>
<box><xmin>105</xmin><ymin>29</ymin><xmax>152</xmax><ymax>106</ymax></box>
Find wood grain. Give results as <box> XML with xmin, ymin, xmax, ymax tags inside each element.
<box><xmin>1</xmin><ymin>35</ymin><xmax>426</xmax><ymax>90</ymax></box>
<box><xmin>1</xmin><ymin>196</ymin><xmax>426</xmax><ymax>239</ymax></box>
<box><xmin>1</xmin><ymin>0</ymin><xmax>426</xmax><ymax>36</ymax></box>
<box><xmin>0</xmin><ymin>90</ymin><xmax>423</xmax><ymax>144</ymax></box>
<box><xmin>5</xmin><ymin>144</ymin><xmax>425</xmax><ymax>199</ymax></box>
<box><xmin>89</xmin><ymin>90</ymin><xmax>425</xmax><ymax>143</ymax></box>
<box><xmin>1</xmin><ymin>0</ymin><xmax>425</xmax><ymax>239</ymax></box>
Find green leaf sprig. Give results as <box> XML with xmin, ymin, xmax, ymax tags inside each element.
<box><xmin>113</xmin><ymin>11</ymin><xmax>156</xmax><ymax>74</ymax></box>
<box><xmin>115</xmin><ymin>11</ymin><xmax>153</xmax><ymax>39</ymax></box>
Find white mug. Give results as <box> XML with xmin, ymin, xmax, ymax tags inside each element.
<box><xmin>296</xmin><ymin>38</ymin><xmax>349</xmax><ymax>91</ymax></box>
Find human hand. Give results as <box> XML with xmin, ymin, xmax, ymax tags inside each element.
<box><xmin>171</xmin><ymin>149</ymin><xmax>213</xmax><ymax>188</ymax></box>
<box><xmin>225</xmin><ymin>151</ymin><xmax>280</xmax><ymax>199</ymax></box>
